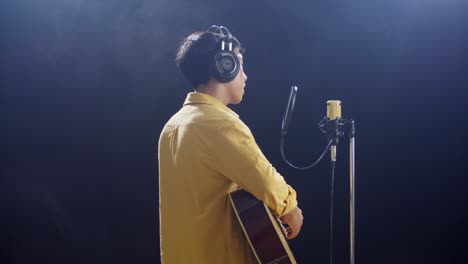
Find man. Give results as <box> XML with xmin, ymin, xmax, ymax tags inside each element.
<box><xmin>158</xmin><ymin>25</ymin><xmax>303</xmax><ymax>264</ymax></box>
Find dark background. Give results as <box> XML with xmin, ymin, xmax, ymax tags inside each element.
<box><xmin>1</xmin><ymin>0</ymin><xmax>467</xmax><ymax>263</ymax></box>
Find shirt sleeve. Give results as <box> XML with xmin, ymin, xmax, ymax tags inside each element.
<box><xmin>209</xmin><ymin>119</ymin><xmax>298</xmax><ymax>217</ymax></box>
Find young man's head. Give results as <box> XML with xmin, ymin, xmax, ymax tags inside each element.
<box><xmin>175</xmin><ymin>26</ymin><xmax>248</xmax><ymax>105</ymax></box>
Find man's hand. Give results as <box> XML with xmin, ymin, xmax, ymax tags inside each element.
<box><xmin>280</xmin><ymin>207</ymin><xmax>303</xmax><ymax>240</ymax></box>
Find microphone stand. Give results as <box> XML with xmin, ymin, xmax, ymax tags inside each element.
<box><xmin>319</xmin><ymin>117</ymin><xmax>356</xmax><ymax>264</ymax></box>
<box><xmin>280</xmin><ymin>86</ymin><xmax>356</xmax><ymax>264</ymax></box>
<box><xmin>349</xmin><ymin>120</ymin><xmax>355</xmax><ymax>264</ymax></box>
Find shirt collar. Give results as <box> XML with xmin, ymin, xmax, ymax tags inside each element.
<box><xmin>183</xmin><ymin>92</ymin><xmax>239</xmax><ymax>118</ymax></box>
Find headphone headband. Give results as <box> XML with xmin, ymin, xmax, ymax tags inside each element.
<box><xmin>208</xmin><ymin>25</ymin><xmax>233</xmax><ymax>41</ymax></box>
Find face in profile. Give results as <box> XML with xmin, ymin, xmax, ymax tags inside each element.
<box><xmin>226</xmin><ymin>51</ymin><xmax>248</xmax><ymax>105</ymax></box>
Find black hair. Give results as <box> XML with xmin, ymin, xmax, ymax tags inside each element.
<box><xmin>175</xmin><ymin>27</ymin><xmax>243</xmax><ymax>88</ymax></box>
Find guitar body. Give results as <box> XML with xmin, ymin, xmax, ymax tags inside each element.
<box><xmin>229</xmin><ymin>189</ymin><xmax>297</xmax><ymax>264</ymax></box>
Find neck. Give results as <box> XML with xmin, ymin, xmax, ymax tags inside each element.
<box><xmin>195</xmin><ymin>80</ymin><xmax>229</xmax><ymax>105</ymax></box>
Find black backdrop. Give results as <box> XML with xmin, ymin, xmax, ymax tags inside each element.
<box><xmin>1</xmin><ymin>0</ymin><xmax>468</xmax><ymax>263</ymax></box>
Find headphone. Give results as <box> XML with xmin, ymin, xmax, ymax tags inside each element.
<box><xmin>207</xmin><ymin>25</ymin><xmax>241</xmax><ymax>83</ymax></box>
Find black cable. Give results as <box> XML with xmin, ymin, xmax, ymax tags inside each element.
<box><xmin>330</xmin><ymin>160</ymin><xmax>336</xmax><ymax>264</ymax></box>
<box><xmin>280</xmin><ymin>137</ymin><xmax>333</xmax><ymax>170</ymax></box>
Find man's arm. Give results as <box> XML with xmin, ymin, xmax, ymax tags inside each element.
<box><xmin>209</xmin><ymin>119</ymin><xmax>298</xmax><ymax>217</ymax></box>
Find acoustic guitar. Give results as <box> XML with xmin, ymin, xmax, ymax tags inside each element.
<box><xmin>229</xmin><ymin>189</ymin><xmax>297</xmax><ymax>264</ymax></box>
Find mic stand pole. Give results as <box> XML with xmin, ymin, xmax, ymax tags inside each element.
<box><xmin>348</xmin><ymin>120</ymin><xmax>355</xmax><ymax>264</ymax></box>
<box><xmin>319</xmin><ymin>117</ymin><xmax>356</xmax><ymax>264</ymax></box>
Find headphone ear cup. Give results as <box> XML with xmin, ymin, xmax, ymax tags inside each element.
<box><xmin>211</xmin><ymin>50</ymin><xmax>240</xmax><ymax>83</ymax></box>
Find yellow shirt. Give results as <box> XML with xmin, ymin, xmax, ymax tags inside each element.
<box><xmin>158</xmin><ymin>92</ymin><xmax>298</xmax><ymax>264</ymax></box>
